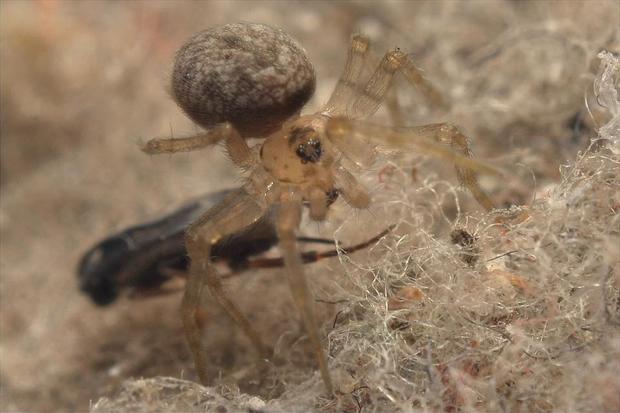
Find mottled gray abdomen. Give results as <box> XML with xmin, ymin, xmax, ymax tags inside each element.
<box><xmin>172</xmin><ymin>23</ymin><xmax>316</xmax><ymax>137</ymax></box>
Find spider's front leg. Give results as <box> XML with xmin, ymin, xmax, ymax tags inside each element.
<box><xmin>276</xmin><ymin>194</ymin><xmax>334</xmax><ymax>395</ymax></box>
<box><xmin>350</xmin><ymin>49</ymin><xmax>448</xmax><ymax>119</ymax></box>
<box><xmin>183</xmin><ymin>189</ymin><xmax>270</xmax><ymax>384</ymax></box>
<box><xmin>410</xmin><ymin>122</ymin><xmax>497</xmax><ymax>211</ymax></box>
<box><xmin>326</xmin><ymin>118</ymin><xmax>499</xmax><ymax>211</ymax></box>
<box><xmin>323</xmin><ymin>34</ymin><xmax>370</xmax><ymax>115</ymax></box>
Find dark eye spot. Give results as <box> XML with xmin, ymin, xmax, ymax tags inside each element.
<box><xmin>296</xmin><ymin>139</ymin><xmax>322</xmax><ymax>164</ymax></box>
<box><xmin>326</xmin><ymin>189</ymin><xmax>339</xmax><ymax>205</ymax></box>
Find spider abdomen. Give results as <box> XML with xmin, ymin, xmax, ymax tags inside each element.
<box><xmin>172</xmin><ymin>23</ymin><xmax>316</xmax><ymax>137</ymax></box>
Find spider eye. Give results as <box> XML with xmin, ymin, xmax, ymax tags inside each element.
<box><xmin>296</xmin><ymin>139</ymin><xmax>322</xmax><ymax>164</ymax></box>
<box><xmin>326</xmin><ymin>189</ymin><xmax>339</xmax><ymax>205</ymax></box>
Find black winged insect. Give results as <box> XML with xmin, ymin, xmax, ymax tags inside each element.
<box><xmin>78</xmin><ymin>188</ymin><xmax>389</xmax><ymax>306</ymax></box>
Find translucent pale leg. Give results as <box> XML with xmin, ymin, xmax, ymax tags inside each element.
<box><xmin>385</xmin><ymin>87</ymin><xmax>405</xmax><ymax>127</ymax></box>
<box><xmin>326</xmin><ymin>118</ymin><xmax>500</xmax><ymax>176</ymax></box>
<box><xmin>183</xmin><ymin>188</ymin><xmax>270</xmax><ymax>384</ymax></box>
<box><xmin>415</xmin><ymin>123</ymin><xmax>496</xmax><ymax>210</ymax></box>
<box><xmin>306</xmin><ymin>186</ymin><xmax>328</xmax><ymax>220</ymax></box>
<box><xmin>351</xmin><ymin>50</ymin><xmax>447</xmax><ymax>119</ymax></box>
<box><xmin>276</xmin><ymin>197</ymin><xmax>334</xmax><ymax>395</ymax></box>
<box><xmin>322</xmin><ymin>34</ymin><xmax>370</xmax><ymax>115</ymax></box>
<box><xmin>397</xmin><ymin>53</ymin><xmax>448</xmax><ymax>111</ymax></box>
<box><xmin>325</xmin><ymin>118</ymin><xmax>498</xmax><ymax>210</ymax></box>
<box><xmin>142</xmin><ymin>123</ymin><xmax>253</xmax><ymax>168</ymax></box>
<box><xmin>333</xmin><ymin>165</ymin><xmax>371</xmax><ymax>209</ymax></box>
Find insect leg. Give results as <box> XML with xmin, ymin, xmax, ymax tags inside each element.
<box><xmin>244</xmin><ymin>226</ymin><xmax>393</xmax><ymax>270</ymax></box>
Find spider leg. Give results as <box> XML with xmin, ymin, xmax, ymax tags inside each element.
<box><xmin>395</xmin><ymin>52</ymin><xmax>448</xmax><ymax>111</ymax></box>
<box><xmin>183</xmin><ymin>188</ymin><xmax>270</xmax><ymax>384</ymax></box>
<box><xmin>325</xmin><ymin>118</ymin><xmax>498</xmax><ymax>210</ymax></box>
<box><xmin>326</xmin><ymin>118</ymin><xmax>500</xmax><ymax>176</ymax></box>
<box><xmin>334</xmin><ymin>165</ymin><xmax>371</xmax><ymax>209</ymax></box>
<box><xmin>385</xmin><ymin>87</ymin><xmax>405</xmax><ymax>127</ymax></box>
<box><xmin>142</xmin><ymin>123</ymin><xmax>253</xmax><ymax>168</ymax></box>
<box><xmin>276</xmin><ymin>195</ymin><xmax>334</xmax><ymax>395</ymax></box>
<box><xmin>350</xmin><ymin>49</ymin><xmax>446</xmax><ymax>119</ymax></box>
<box><xmin>322</xmin><ymin>34</ymin><xmax>371</xmax><ymax>116</ymax></box>
<box><xmin>418</xmin><ymin>123</ymin><xmax>497</xmax><ymax>211</ymax></box>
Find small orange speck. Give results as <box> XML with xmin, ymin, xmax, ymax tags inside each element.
<box><xmin>488</xmin><ymin>269</ymin><xmax>536</xmax><ymax>296</ymax></box>
<box><xmin>388</xmin><ymin>286</ymin><xmax>424</xmax><ymax>310</ymax></box>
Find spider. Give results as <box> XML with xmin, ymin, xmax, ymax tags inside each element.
<box><xmin>142</xmin><ymin>23</ymin><xmax>497</xmax><ymax>395</ymax></box>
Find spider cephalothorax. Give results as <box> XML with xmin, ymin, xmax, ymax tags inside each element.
<box><xmin>142</xmin><ymin>22</ymin><xmax>497</xmax><ymax>396</ymax></box>
<box><xmin>259</xmin><ymin>115</ymin><xmax>345</xmax><ymax>222</ymax></box>
<box><xmin>291</xmin><ymin>127</ymin><xmax>323</xmax><ymax>164</ymax></box>
<box><xmin>260</xmin><ymin>116</ymin><xmax>337</xmax><ymax>199</ymax></box>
